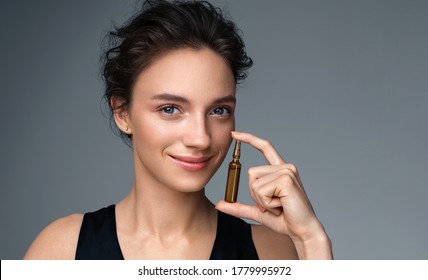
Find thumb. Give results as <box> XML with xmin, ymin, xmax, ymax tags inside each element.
<box><xmin>215</xmin><ymin>200</ymin><xmax>262</xmax><ymax>223</ymax></box>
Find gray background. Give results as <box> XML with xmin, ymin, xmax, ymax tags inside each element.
<box><xmin>1</xmin><ymin>0</ymin><xmax>427</xmax><ymax>259</ymax></box>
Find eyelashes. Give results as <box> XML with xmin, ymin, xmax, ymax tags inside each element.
<box><xmin>160</xmin><ymin>105</ymin><xmax>179</xmax><ymax>115</ymax></box>
<box><xmin>158</xmin><ymin>104</ymin><xmax>233</xmax><ymax>118</ymax></box>
<box><xmin>210</xmin><ymin>106</ymin><xmax>232</xmax><ymax>116</ymax></box>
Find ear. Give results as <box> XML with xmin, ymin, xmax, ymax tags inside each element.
<box><xmin>110</xmin><ymin>96</ymin><xmax>132</xmax><ymax>135</ymax></box>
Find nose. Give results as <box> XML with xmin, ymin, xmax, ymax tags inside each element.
<box><xmin>181</xmin><ymin>114</ymin><xmax>211</xmax><ymax>150</ymax></box>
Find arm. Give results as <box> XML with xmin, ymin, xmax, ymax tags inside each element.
<box><xmin>216</xmin><ymin>131</ymin><xmax>333</xmax><ymax>260</ymax></box>
<box><xmin>23</xmin><ymin>214</ymin><xmax>83</xmax><ymax>260</ymax></box>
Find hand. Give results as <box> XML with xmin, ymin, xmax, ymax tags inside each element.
<box><xmin>216</xmin><ymin>131</ymin><xmax>332</xmax><ymax>259</ymax></box>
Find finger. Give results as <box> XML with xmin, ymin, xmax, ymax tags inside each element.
<box><xmin>249</xmin><ymin>170</ymin><xmax>297</xmax><ymax>218</ymax></box>
<box><xmin>268</xmin><ymin>206</ymin><xmax>283</xmax><ymax>216</ymax></box>
<box><xmin>215</xmin><ymin>200</ymin><xmax>263</xmax><ymax>223</ymax></box>
<box><xmin>250</xmin><ymin>193</ymin><xmax>282</xmax><ymax>217</ymax></box>
<box><xmin>249</xmin><ymin>165</ymin><xmax>305</xmax><ymax>194</ymax></box>
<box><xmin>231</xmin><ymin>131</ymin><xmax>286</xmax><ymax>165</ymax></box>
<box><xmin>249</xmin><ymin>168</ymin><xmax>284</xmax><ymax>208</ymax></box>
<box><xmin>253</xmin><ymin>176</ymin><xmax>289</xmax><ymax>210</ymax></box>
<box><xmin>248</xmin><ymin>164</ymin><xmax>294</xmax><ymax>180</ymax></box>
<box><xmin>250</xmin><ymin>165</ymin><xmax>304</xmax><ymax>194</ymax></box>
<box><xmin>255</xmin><ymin>193</ymin><xmax>283</xmax><ymax>216</ymax></box>
<box><xmin>248</xmin><ymin>186</ymin><xmax>258</xmax><ymax>207</ymax></box>
<box><xmin>253</xmin><ymin>169</ymin><xmax>308</xmax><ymax>215</ymax></box>
<box><xmin>216</xmin><ymin>200</ymin><xmax>285</xmax><ymax>231</ymax></box>
<box><xmin>247</xmin><ymin>180</ymin><xmax>267</xmax><ymax>213</ymax></box>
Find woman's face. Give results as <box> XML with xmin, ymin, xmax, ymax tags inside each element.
<box><xmin>126</xmin><ymin>47</ymin><xmax>236</xmax><ymax>193</ymax></box>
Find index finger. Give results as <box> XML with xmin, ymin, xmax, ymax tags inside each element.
<box><xmin>231</xmin><ymin>131</ymin><xmax>286</xmax><ymax>165</ymax></box>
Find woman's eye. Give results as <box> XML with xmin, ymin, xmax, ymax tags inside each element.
<box><xmin>211</xmin><ymin>107</ymin><xmax>230</xmax><ymax>116</ymax></box>
<box><xmin>161</xmin><ymin>106</ymin><xmax>179</xmax><ymax>115</ymax></box>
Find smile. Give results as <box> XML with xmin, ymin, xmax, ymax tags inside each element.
<box><xmin>169</xmin><ymin>155</ymin><xmax>213</xmax><ymax>171</ymax></box>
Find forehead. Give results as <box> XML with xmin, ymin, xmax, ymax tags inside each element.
<box><xmin>132</xmin><ymin>47</ymin><xmax>236</xmax><ymax>102</ymax></box>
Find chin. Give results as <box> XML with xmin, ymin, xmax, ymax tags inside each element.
<box><xmin>166</xmin><ymin>174</ymin><xmax>213</xmax><ymax>194</ymax></box>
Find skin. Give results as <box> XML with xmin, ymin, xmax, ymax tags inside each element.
<box><xmin>24</xmin><ymin>47</ymin><xmax>332</xmax><ymax>260</ymax></box>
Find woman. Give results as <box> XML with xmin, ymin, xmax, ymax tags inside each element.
<box><xmin>24</xmin><ymin>0</ymin><xmax>332</xmax><ymax>260</ymax></box>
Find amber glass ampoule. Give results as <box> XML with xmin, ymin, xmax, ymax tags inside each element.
<box><xmin>225</xmin><ymin>140</ymin><xmax>241</xmax><ymax>203</ymax></box>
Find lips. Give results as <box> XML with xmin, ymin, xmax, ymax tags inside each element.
<box><xmin>170</xmin><ymin>155</ymin><xmax>213</xmax><ymax>171</ymax></box>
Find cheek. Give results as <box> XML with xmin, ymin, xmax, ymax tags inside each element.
<box><xmin>132</xmin><ymin>114</ymin><xmax>177</xmax><ymax>145</ymax></box>
<box><xmin>211</xmin><ymin>120</ymin><xmax>234</xmax><ymax>148</ymax></box>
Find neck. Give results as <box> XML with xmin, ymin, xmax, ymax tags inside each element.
<box><xmin>118</xmin><ymin>178</ymin><xmax>216</xmax><ymax>238</ymax></box>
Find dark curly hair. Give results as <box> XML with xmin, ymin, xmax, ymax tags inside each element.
<box><xmin>102</xmin><ymin>0</ymin><xmax>253</xmax><ymax>145</ymax></box>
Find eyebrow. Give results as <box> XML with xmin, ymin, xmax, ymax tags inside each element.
<box><xmin>151</xmin><ymin>93</ymin><xmax>236</xmax><ymax>104</ymax></box>
<box><xmin>214</xmin><ymin>95</ymin><xmax>236</xmax><ymax>104</ymax></box>
<box><xmin>151</xmin><ymin>93</ymin><xmax>189</xmax><ymax>103</ymax></box>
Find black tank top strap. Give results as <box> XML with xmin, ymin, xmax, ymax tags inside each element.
<box><xmin>75</xmin><ymin>205</ymin><xmax>124</xmax><ymax>260</ymax></box>
<box><xmin>209</xmin><ymin>211</ymin><xmax>259</xmax><ymax>260</ymax></box>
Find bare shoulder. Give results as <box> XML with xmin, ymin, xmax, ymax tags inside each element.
<box><xmin>251</xmin><ymin>224</ymin><xmax>299</xmax><ymax>260</ymax></box>
<box><xmin>24</xmin><ymin>213</ymin><xmax>84</xmax><ymax>260</ymax></box>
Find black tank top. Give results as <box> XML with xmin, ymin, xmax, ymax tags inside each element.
<box><xmin>75</xmin><ymin>205</ymin><xmax>259</xmax><ymax>260</ymax></box>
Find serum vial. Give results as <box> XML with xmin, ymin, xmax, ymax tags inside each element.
<box><xmin>225</xmin><ymin>140</ymin><xmax>241</xmax><ymax>203</ymax></box>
